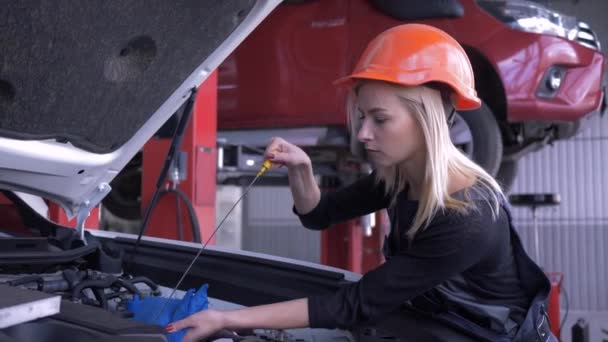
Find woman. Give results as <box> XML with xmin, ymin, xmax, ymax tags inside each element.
<box><xmin>167</xmin><ymin>24</ymin><xmax>555</xmax><ymax>342</ymax></box>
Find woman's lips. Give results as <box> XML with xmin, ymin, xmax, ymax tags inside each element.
<box><xmin>366</xmin><ymin>149</ymin><xmax>381</xmax><ymax>159</ymax></box>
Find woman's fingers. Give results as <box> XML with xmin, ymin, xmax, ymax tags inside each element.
<box><xmin>266</xmin><ymin>151</ymin><xmax>291</xmax><ymax>164</ymax></box>
<box><xmin>265</xmin><ymin>137</ymin><xmax>285</xmax><ymax>155</ymax></box>
<box><xmin>263</xmin><ymin>137</ymin><xmax>310</xmax><ymax>169</ymax></box>
<box><xmin>165</xmin><ymin>310</ymin><xmax>226</xmax><ymax>342</ymax></box>
<box><xmin>166</xmin><ymin>314</ymin><xmax>197</xmax><ymax>332</ymax></box>
<box><xmin>264</xmin><ymin>139</ymin><xmax>292</xmax><ymax>166</ymax></box>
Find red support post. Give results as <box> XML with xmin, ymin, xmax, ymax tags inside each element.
<box><xmin>140</xmin><ymin>71</ymin><xmax>218</xmax><ymax>243</ymax></box>
<box><xmin>361</xmin><ymin>210</ymin><xmax>387</xmax><ymax>273</ymax></box>
<box><xmin>546</xmin><ymin>272</ymin><xmax>563</xmax><ymax>340</ymax></box>
<box><xmin>321</xmin><ymin>210</ymin><xmax>387</xmax><ymax>274</ymax></box>
<box><xmin>321</xmin><ymin>219</ymin><xmax>363</xmax><ymax>274</ymax></box>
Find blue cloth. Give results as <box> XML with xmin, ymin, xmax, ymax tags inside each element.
<box><xmin>127</xmin><ymin>284</ymin><xmax>209</xmax><ymax>342</ymax></box>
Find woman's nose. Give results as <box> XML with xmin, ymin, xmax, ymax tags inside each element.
<box><xmin>357</xmin><ymin>119</ymin><xmax>373</xmax><ymax>143</ymax></box>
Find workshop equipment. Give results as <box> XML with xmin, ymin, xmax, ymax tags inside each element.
<box><xmin>508</xmin><ymin>193</ymin><xmax>561</xmax><ymax>263</ymax></box>
<box><xmin>571</xmin><ymin>318</ymin><xmax>590</xmax><ymax>342</ymax></box>
<box><xmin>141</xmin><ymin>71</ymin><xmax>219</xmax><ymax>243</ymax></box>
<box><xmin>509</xmin><ymin>193</ymin><xmax>564</xmax><ymax>340</ymax></box>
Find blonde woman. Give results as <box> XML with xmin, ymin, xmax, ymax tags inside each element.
<box><xmin>168</xmin><ymin>24</ymin><xmax>555</xmax><ymax>342</ymax></box>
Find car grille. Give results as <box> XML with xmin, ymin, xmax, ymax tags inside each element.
<box><xmin>575</xmin><ymin>21</ymin><xmax>601</xmax><ymax>50</ymax></box>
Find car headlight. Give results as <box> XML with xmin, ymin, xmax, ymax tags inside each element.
<box><xmin>477</xmin><ymin>0</ymin><xmax>579</xmax><ymax>40</ymax></box>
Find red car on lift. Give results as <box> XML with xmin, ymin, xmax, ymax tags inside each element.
<box><xmin>215</xmin><ymin>0</ymin><xmax>606</xmax><ymax>190</ymax></box>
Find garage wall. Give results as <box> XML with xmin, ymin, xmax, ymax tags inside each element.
<box><xmin>512</xmin><ymin>0</ymin><xmax>608</xmax><ymax>311</ymax></box>
<box><xmin>241</xmin><ymin>186</ymin><xmax>320</xmax><ymax>263</ymax></box>
<box><xmin>510</xmin><ymin>119</ymin><xmax>608</xmax><ymax>312</ymax></box>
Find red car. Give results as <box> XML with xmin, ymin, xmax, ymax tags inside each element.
<box><xmin>216</xmin><ymin>0</ymin><xmax>606</xmax><ymax>190</ymax></box>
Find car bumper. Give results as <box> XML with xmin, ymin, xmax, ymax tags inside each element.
<box><xmin>481</xmin><ymin>30</ymin><xmax>606</xmax><ymax>122</ymax></box>
<box><xmin>600</xmin><ymin>85</ymin><xmax>608</xmax><ymax>117</ymax></box>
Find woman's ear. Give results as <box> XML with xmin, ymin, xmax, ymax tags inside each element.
<box><xmin>446</xmin><ymin>107</ymin><xmax>456</xmax><ymax>128</ymax></box>
<box><xmin>425</xmin><ymin>82</ymin><xmax>455</xmax><ymax>127</ymax></box>
<box><xmin>440</xmin><ymin>90</ymin><xmax>456</xmax><ymax>128</ymax></box>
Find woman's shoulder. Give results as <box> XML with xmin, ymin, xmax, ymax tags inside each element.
<box><xmin>433</xmin><ymin>184</ymin><xmax>507</xmax><ymax>233</ymax></box>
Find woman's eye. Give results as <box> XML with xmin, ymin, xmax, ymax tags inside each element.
<box><xmin>374</xmin><ymin>117</ymin><xmax>387</xmax><ymax>124</ymax></box>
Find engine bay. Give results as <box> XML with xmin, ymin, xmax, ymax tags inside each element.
<box><xmin>0</xmin><ymin>193</ymin><xmax>399</xmax><ymax>342</ymax></box>
<box><xmin>0</xmin><ymin>261</ymin><xmax>360</xmax><ymax>342</ymax></box>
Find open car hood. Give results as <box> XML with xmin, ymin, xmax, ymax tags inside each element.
<box><xmin>0</xmin><ymin>0</ymin><xmax>281</xmax><ymax>220</ymax></box>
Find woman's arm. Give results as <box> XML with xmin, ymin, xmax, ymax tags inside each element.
<box><xmin>225</xmin><ymin>298</ymin><xmax>309</xmax><ymax>330</ymax></box>
<box><xmin>167</xmin><ymin>299</ymin><xmax>309</xmax><ymax>342</ymax></box>
<box><xmin>288</xmin><ymin>163</ymin><xmax>320</xmax><ymax>215</ymax></box>
<box><xmin>264</xmin><ymin>137</ymin><xmax>389</xmax><ymax>225</ymax></box>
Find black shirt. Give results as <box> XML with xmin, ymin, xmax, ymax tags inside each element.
<box><xmin>295</xmin><ymin>173</ymin><xmax>530</xmax><ymax>335</ymax></box>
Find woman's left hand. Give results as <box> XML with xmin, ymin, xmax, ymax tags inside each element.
<box><xmin>166</xmin><ymin>309</ymin><xmax>226</xmax><ymax>342</ymax></box>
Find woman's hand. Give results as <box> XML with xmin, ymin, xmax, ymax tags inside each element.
<box><xmin>264</xmin><ymin>137</ymin><xmax>311</xmax><ymax>170</ymax></box>
<box><xmin>167</xmin><ymin>299</ymin><xmax>310</xmax><ymax>342</ymax></box>
<box><xmin>166</xmin><ymin>309</ymin><xmax>225</xmax><ymax>342</ymax></box>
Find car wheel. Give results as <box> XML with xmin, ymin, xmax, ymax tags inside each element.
<box><xmin>101</xmin><ymin>154</ymin><xmax>142</xmax><ymax>220</ymax></box>
<box><xmin>495</xmin><ymin>159</ymin><xmax>518</xmax><ymax>193</ymax></box>
<box><xmin>450</xmin><ymin>102</ymin><xmax>503</xmax><ymax>176</ymax></box>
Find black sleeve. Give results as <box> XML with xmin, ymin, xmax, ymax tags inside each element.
<box><xmin>307</xmin><ymin>204</ymin><xmax>499</xmax><ymax>328</ymax></box>
<box><xmin>294</xmin><ymin>173</ymin><xmax>390</xmax><ymax>230</ymax></box>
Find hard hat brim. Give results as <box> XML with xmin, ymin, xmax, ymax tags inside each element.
<box><xmin>333</xmin><ymin>71</ymin><xmax>482</xmax><ymax>111</ymax></box>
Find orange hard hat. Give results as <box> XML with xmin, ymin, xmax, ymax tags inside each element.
<box><xmin>335</xmin><ymin>24</ymin><xmax>481</xmax><ymax>111</ymax></box>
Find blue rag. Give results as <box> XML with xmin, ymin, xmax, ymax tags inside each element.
<box><xmin>127</xmin><ymin>284</ymin><xmax>209</xmax><ymax>342</ymax></box>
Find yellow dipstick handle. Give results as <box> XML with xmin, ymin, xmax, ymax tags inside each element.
<box><xmin>257</xmin><ymin>159</ymin><xmax>273</xmax><ymax>177</ymax></box>
<box><xmin>257</xmin><ymin>148</ymin><xmax>279</xmax><ymax>177</ymax></box>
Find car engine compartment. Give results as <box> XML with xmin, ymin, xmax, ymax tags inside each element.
<box><xmin>0</xmin><ymin>193</ymin><xmax>399</xmax><ymax>341</ymax></box>
<box><xmin>0</xmin><ymin>250</ymin><xmax>355</xmax><ymax>342</ymax></box>
<box><xmin>0</xmin><ymin>265</ymin><xmax>167</xmax><ymax>342</ymax></box>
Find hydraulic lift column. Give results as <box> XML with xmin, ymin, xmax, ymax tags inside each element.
<box><xmin>140</xmin><ymin>71</ymin><xmax>218</xmax><ymax>243</ymax></box>
<box><xmin>321</xmin><ymin>210</ymin><xmax>387</xmax><ymax>274</ymax></box>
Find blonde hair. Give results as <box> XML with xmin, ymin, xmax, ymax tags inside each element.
<box><xmin>347</xmin><ymin>81</ymin><xmax>503</xmax><ymax>241</ymax></box>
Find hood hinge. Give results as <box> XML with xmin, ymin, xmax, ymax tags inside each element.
<box><xmin>76</xmin><ymin>182</ymin><xmax>111</xmax><ymax>244</ymax></box>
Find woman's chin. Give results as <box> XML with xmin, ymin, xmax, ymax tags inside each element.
<box><xmin>367</xmin><ymin>152</ymin><xmax>390</xmax><ymax>167</ymax></box>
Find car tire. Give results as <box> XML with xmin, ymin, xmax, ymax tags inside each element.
<box><xmin>450</xmin><ymin>102</ymin><xmax>503</xmax><ymax>177</ymax></box>
<box><xmin>495</xmin><ymin>159</ymin><xmax>518</xmax><ymax>193</ymax></box>
<box><xmin>101</xmin><ymin>154</ymin><xmax>142</xmax><ymax>220</ymax></box>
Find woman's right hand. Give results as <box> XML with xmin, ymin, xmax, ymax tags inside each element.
<box><xmin>166</xmin><ymin>309</ymin><xmax>226</xmax><ymax>342</ymax></box>
<box><xmin>266</xmin><ymin>137</ymin><xmax>320</xmax><ymax>214</ymax></box>
<box><xmin>264</xmin><ymin>137</ymin><xmax>311</xmax><ymax>170</ymax></box>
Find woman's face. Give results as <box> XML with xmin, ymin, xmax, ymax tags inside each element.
<box><xmin>356</xmin><ymin>82</ymin><xmax>426</xmax><ymax>168</ymax></box>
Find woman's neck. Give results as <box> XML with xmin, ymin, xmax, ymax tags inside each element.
<box><xmin>402</xmin><ymin>167</ymin><xmax>476</xmax><ymax>201</ymax></box>
<box><xmin>400</xmin><ymin>162</ymin><xmax>425</xmax><ymax>201</ymax></box>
